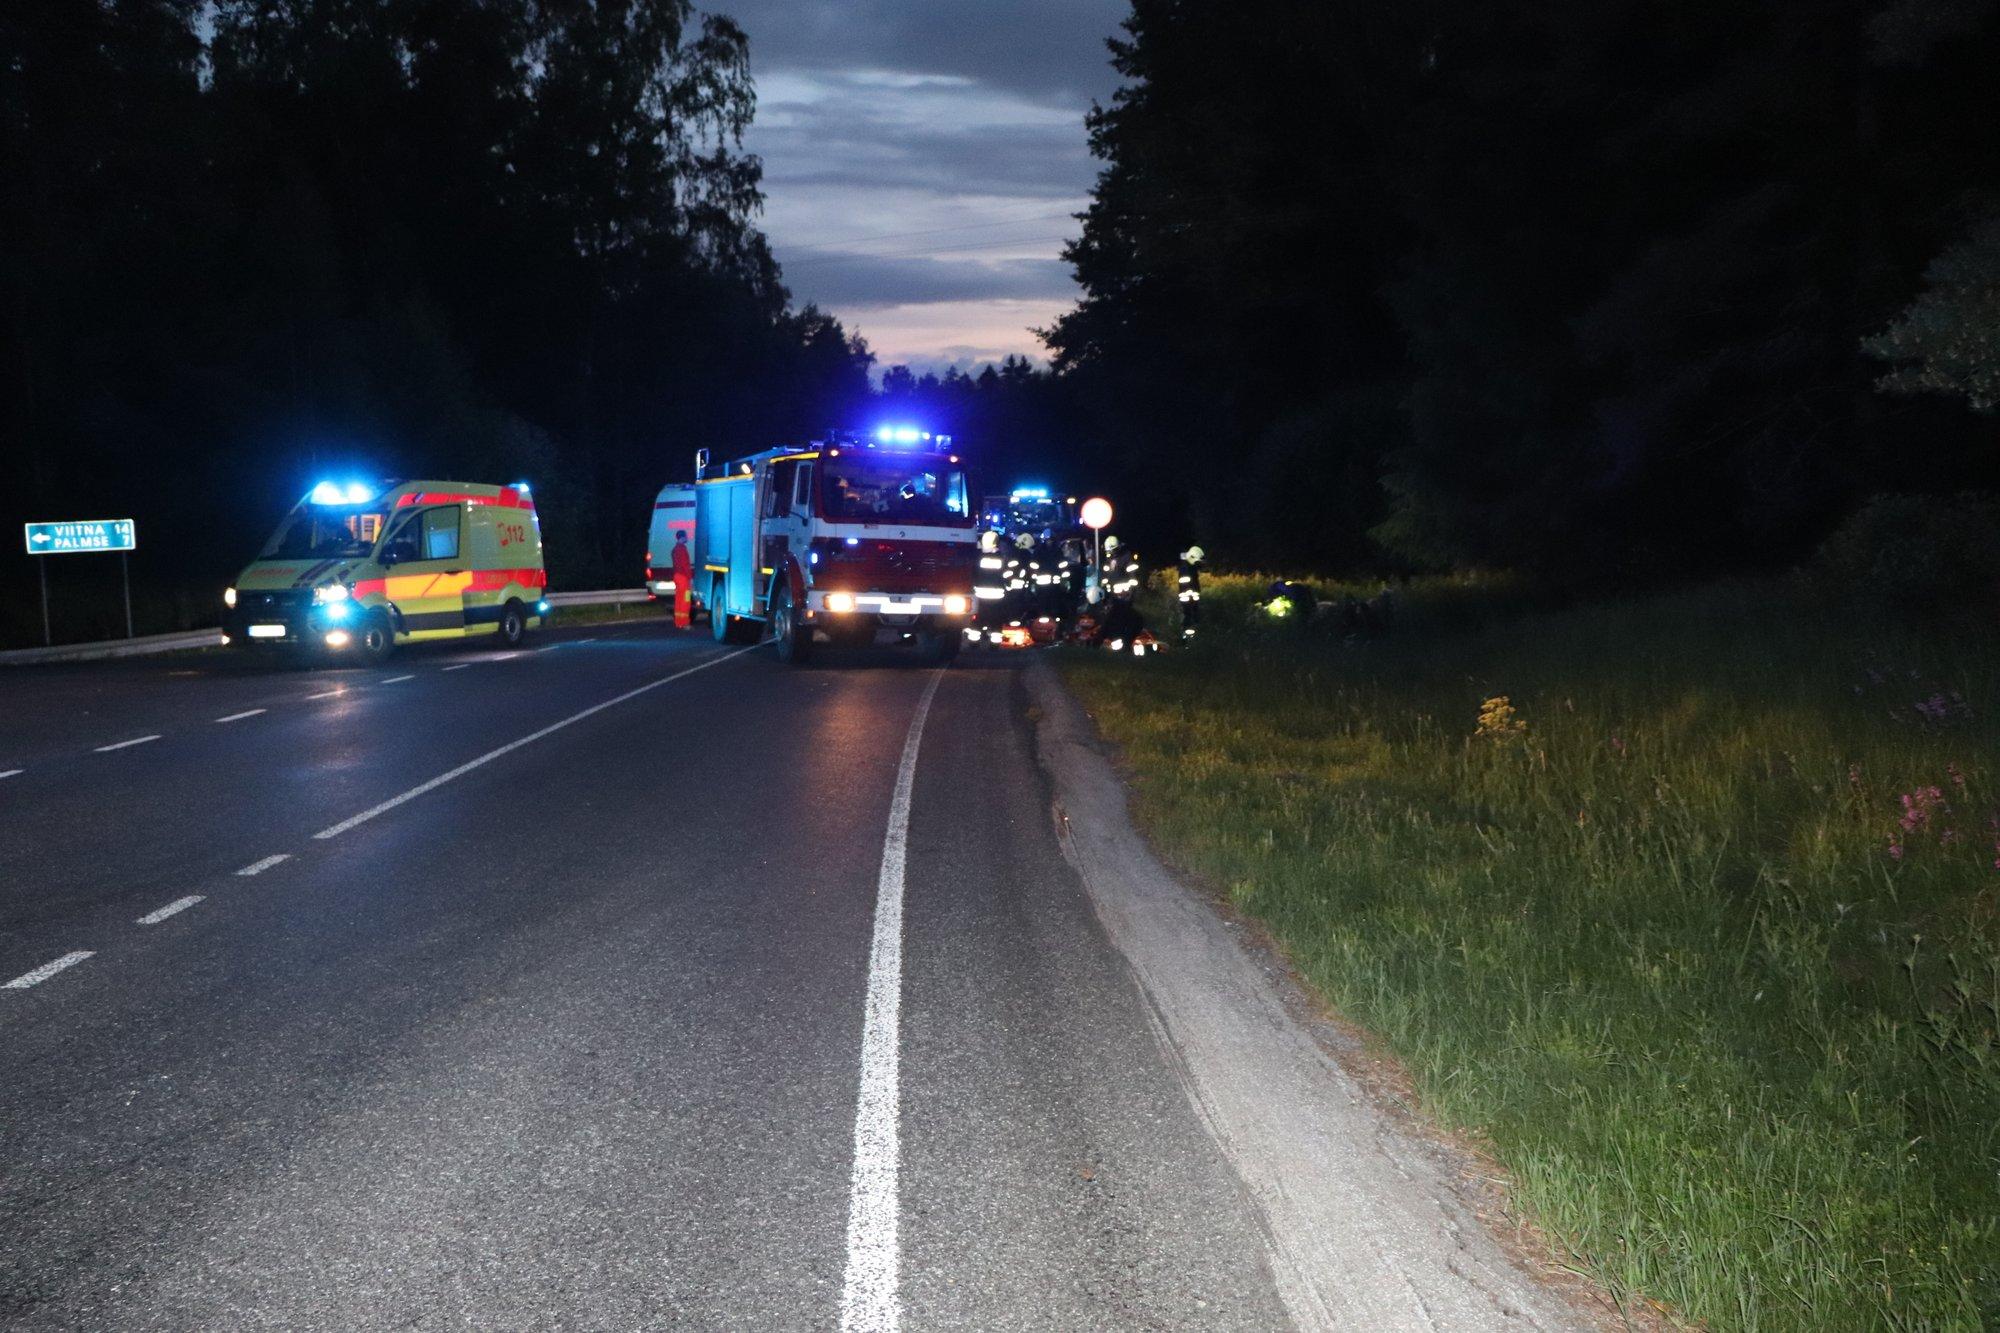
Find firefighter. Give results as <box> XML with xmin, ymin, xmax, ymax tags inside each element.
<box><xmin>1175</xmin><ymin>545</ymin><xmax>1204</xmax><ymax>638</ymax></box>
<box><xmin>1103</xmin><ymin>534</ymin><xmax>1142</xmax><ymax>600</ymax></box>
<box><xmin>972</xmin><ymin>529</ymin><xmax>1007</xmax><ymax>644</ymax></box>
<box><xmin>1098</xmin><ymin>588</ymin><xmax>1147</xmax><ymax>651</ymax></box>
<box><xmin>670</xmin><ymin>530</ymin><xmax>694</xmax><ymax>629</ymax></box>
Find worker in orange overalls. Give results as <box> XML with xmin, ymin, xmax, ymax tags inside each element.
<box><xmin>670</xmin><ymin>529</ymin><xmax>694</xmax><ymax>629</ymax></box>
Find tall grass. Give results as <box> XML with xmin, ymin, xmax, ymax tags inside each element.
<box><xmin>1063</xmin><ymin>574</ymin><xmax>2000</xmax><ymax>1330</ymax></box>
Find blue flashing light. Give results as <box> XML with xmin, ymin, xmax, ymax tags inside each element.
<box><xmin>514</xmin><ymin>480</ymin><xmax>532</xmax><ymax>493</ymax></box>
<box><xmin>845</xmin><ymin>537</ymin><xmax>860</xmax><ymax>546</ymax></box>
<box><xmin>310</xmin><ymin>480</ymin><xmax>377</xmax><ymax>506</ymax></box>
<box><xmin>874</xmin><ymin>425</ymin><xmax>930</xmax><ymax>445</ymax></box>
<box><xmin>323</xmin><ymin>601</ymin><xmax>351</xmax><ymax>623</ymax></box>
<box><xmin>1010</xmin><ymin>486</ymin><xmax>1050</xmax><ymax>500</ymax></box>
<box><xmin>535</xmin><ymin>599</ymin><xmax>551</xmax><ymax>614</ymax></box>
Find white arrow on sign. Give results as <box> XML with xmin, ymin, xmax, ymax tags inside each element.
<box><xmin>30</xmin><ymin>532</ymin><xmax>50</xmax><ymax>545</ymax></box>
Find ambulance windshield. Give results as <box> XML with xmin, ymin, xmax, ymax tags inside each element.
<box><xmin>260</xmin><ymin>504</ymin><xmax>388</xmax><ymax>559</ymax></box>
<box><xmin>820</xmin><ymin>458</ymin><xmax>971</xmax><ymax>525</ymax></box>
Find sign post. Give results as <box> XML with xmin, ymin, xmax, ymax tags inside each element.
<box><xmin>23</xmin><ymin>519</ymin><xmax>139</xmax><ymax>645</ymax></box>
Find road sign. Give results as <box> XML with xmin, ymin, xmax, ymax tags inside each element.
<box><xmin>24</xmin><ymin>519</ymin><xmax>139</xmax><ymax>645</ymax></box>
<box><xmin>24</xmin><ymin>519</ymin><xmax>136</xmax><ymax>554</ymax></box>
<box><xmin>1079</xmin><ymin>498</ymin><xmax>1113</xmax><ymax>530</ymax></box>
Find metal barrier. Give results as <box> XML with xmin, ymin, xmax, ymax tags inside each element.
<box><xmin>0</xmin><ymin>590</ymin><xmax>653</xmax><ymax>666</ymax></box>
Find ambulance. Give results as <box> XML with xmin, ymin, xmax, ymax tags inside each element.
<box><xmin>223</xmin><ymin>479</ymin><xmax>548</xmax><ymax>664</ymax></box>
<box><xmin>645</xmin><ymin>481</ymin><xmax>699</xmax><ymax>607</ymax></box>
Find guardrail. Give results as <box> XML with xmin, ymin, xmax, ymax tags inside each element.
<box><xmin>0</xmin><ymin>589</ymin><xmax>654</xmax><ymax>666</ymax></box>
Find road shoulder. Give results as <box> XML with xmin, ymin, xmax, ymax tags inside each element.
<box><xmin>1024</xmin><ymin>656</ymin><xmax>1603</xmax><ymax>1332</ymax></box>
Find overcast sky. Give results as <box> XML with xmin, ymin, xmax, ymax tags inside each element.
<box><xmin>718</xmin><ymin>0</ymin><xmax>1129</xmax><ymax>377</ymax></box>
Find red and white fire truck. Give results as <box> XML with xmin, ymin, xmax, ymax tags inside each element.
<box><xmin>692</xmin><ymin>429</ymin><xmax>978</xmax><ymax>664</ymax></box>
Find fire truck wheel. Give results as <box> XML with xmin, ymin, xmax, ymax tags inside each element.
<box><xmin>770</xmin><ymin>583</ymin><xmax>813</xmax><ymax>664</ymax></box>
<box><xmin>495</xmin><ymin>600</ymin><xmax>527</xmax><ymax>648</ymax></box>
<box><xmin>917</xmin><ymin>628</ymin><xmax>961</xmax><ymax>665</ymax></box>
<box><xmin>357</xmin><ymin>612</ymin><xmax>395</xmax><ymax>666</ymax></box>
<box><xmin>710</xmin><ymin>577</ymin><xmax>734</xmax><ymax>643</ymax></box>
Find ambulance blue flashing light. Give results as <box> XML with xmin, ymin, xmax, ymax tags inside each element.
<box><xmin>310</xmin><ymin>480</ymin><xmax>376</xmax><ymax>506</ymax></box>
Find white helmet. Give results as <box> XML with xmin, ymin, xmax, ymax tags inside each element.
<box><xmin>1014</xmin><ymin>532</ymin><xmax>1036</xmax><ymax>550</ymax></box>
<box><xmin>1183</xmin><ymin>545</ymin><xmax>1205</xmax><ymax>563</ymax></box>
<box><xmin>1103</xmin><ymin>534</ymin><xmax>1121</xmax><ymax>552</ymax></box>
<box><xmin>979</xmin><ymin>530</ymin><xmax>999</xmax><ymax>553</ymax></box>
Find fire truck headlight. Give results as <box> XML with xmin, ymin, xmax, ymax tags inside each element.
<box><xmin>825</xmin><ymin>592</ymin><xmax>856</xmax><ymax>614</ymax></box>
<box><xmin>943</xmin><ymin>594</ymin><xmax>969</xmax><ymax>616</ymax></box>
<box><xmin>224</xmin><ymin>586</ymin><xmax>237</xmax><ymax>609</ymax></box>
<box><xmin>324</xmin><ymin>629</ymin><xmax>353</xmax><ymax>649</ymax></box>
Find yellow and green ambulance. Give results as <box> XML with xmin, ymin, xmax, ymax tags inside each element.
<box><xmin>223</xmin><ymin>479</ymin><xmax>548</xmax><ymax>663</ymax></box>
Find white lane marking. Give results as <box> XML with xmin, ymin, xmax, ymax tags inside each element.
<box><xmin>136</xmin><ymin>895</ymin><xmax>204</xmax><ymax>925</ymax></box>
<box><xmin>236</xmin><ymin>854</ymin><xmax>291</xmax><ymax>876</ymax></box>
<box><xmin>380</xmin><ymin>674</ymin><xmax>415</xmax><ymax>684</ymax></box>
<box><xmin>442</xmin><ymin>663</ymin><xmax>473</xmax><ymax>671</ymax></box>
<box><xmin>0</xmin><ymin>769</ymin><xmax>21</xmax><ymax>780</ymax></box>
<box><xmin>534</xmin><ymin>644</ymin><xmax>563</xmax><ymax>653</ymax></box>
<box><xmin>313</xmin><ymin>645</ymin><xmax>759</xmax><ymax>841</ymax></box>
<box><xmin>94</xmin><ymin>735</ymin><xmax>161</xmax><ymax>753</ymax></box>
<box><xmin>214</xmin><ymin>708</ymin><xmax>266</xmax><ymax>723</ymax></box>
<box><xmin>304</xmin><ymin>689</ymin><xmax>345</xmax><ymax>701</ymax></box>
<box><xmin>4</xmin><ymin>951</ymin><xmax>94</xmax><ymax>989</ymax></box>
<box><xmin>839</xmin><ymin>667</ymin><xmax>946</xmax><ymax>1333</ymax></box>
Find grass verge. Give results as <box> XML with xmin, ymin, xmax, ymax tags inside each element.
<box><xmin>1061</xmin><ymin>573</ymin><xmax>1998</xmax><ymax>1331</ymax></box>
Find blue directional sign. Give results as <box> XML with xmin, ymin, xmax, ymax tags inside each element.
<box><xmin>24</xmin><ymin>519</ymin><xmax>137</xmax><ymax>555</ymax></box>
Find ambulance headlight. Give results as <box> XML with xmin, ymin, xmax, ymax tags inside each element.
<box><xmin>313</xmin><ymin>584</ymin><xmax>350</xmax><ymax>605</ymax></box>
<box><xmin>223</xmin><ymin>586</ymin><xmax>237</xmax><ymax>609</ymax></box>
<box><xmin>943</xmin><ymin>594</ymin><xmax>969</xmax><ymax>616</ymax></box>
<box><xmin>825</xmin><ymin>592</ymin><xmax>855</xmax><ymax>613</ymax></box>
<box><xmin>324</xmin><ymin>629</ymin><xmax>353</xmax><ymax>649</ymax></box>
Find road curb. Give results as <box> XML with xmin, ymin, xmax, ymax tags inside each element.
<box><xmin>1023</xmin><ymin>657</ymin><xmax>1586</xmax><ymax>1333</ymax></box>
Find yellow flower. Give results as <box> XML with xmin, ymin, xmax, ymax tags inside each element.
<box><xmin>1475</xmin><ymin>695</ymin><xmax>1528</xmax><ymax>740</ymax></box>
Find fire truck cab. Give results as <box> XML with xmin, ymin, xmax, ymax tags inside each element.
<box><xmin>693</xmin><ymin>430</ymin><xmax>977</xmax><ymax>664</ymax></box>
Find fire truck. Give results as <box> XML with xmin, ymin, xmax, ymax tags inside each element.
<box><xmin>692</xmin><ymin>429</ymin><xmax>977</xmax><ymax>664</ymax></box>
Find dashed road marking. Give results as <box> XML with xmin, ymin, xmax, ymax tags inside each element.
<box><xmin>0</xmin><ymin>769</ymin><xmax>21</xmax><ymax>780</ymax></box>
<box><xmin>236</xmin><ymin>854</ymin><xmax>291</xmax><ymax>877</ymax></box>
<box><xmin>839</xmin><ymin>667</ymin><xmax>946</xmax><ymax>1333</ymax></box>
<box><xmin>381</xmin><ymin>674</ymin><xmax>415</xmax><ymax>684</ymax></box>
<box><xmin>4</xmin><ymin>951</ymin><xmax>94</xmax><ymax>989</ymax></box>
<box><xmin>214</xmin><ymin>708</ymin><xmax>266</xmax><ymax>723</ymax></box>
<box><xmin>442</xmin><ymin>663</ymin><xmax>473</xmax><ymax>671</ymax></box>
<box><xmin>137</xmin><ymin>895</ymin><xmax>204</xmax><ymax>925</ymax></box>
<box><xmin>94</xmin><ymin>735</ymin><xmax>160</xmax><ymax>753</ymax></box>
<box><xmin>313</xmin><ymin>645</ymin><xmax>758</xmax><ymax>841</ymax></box>
<box><xmin>304</xmin><ymin>689</ymin><xmax>345</xmax><ymax>700</ymax></box>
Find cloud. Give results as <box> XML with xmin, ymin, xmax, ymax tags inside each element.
<box><xmin>777</xmin><ymin>252</ymin><xmax>1076</xmax><ymax>307</ymax></box>
<box><xmin>718</xmin><ymin>1</ymin><xmax>1125</xmax><ymax>366</ymax></box>
<box><xmin>718</xmin><ymin>0</ymin><xmax>1129</xmax><ymax>105</ymax></box>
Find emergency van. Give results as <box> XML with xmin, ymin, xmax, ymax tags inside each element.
<box><xmin>645</xmin><ymin>481</ymin><xmax>699</xmax><ymax>606</ymax></box>
<box><xmin>693</xmin><ymin>430</ymin><xmax>977</xmax><ymax>664</ymax></box>
<box><xmin>223</xmin><ymin>479</ymin><xmax>548</xmax><ymax>664</ymax></box>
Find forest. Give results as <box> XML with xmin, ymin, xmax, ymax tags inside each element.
<box><xmin>6</xmin><ymin>1</ymin><xmax>1998</xmax><ymax>646</ymax></box>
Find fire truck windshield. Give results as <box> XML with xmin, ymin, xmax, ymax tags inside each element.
<box><xmin>820</xmin><ymin>458</ymin><xmax>971</xmax><ymax>526</ymax></box>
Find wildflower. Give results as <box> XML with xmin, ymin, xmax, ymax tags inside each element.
<box><xmin>1899</xmin><ymin>786</ymin><xmax>1946</xmax><ymax>834</ymax></box>
<box><xmin>1848</xmin><ymin>763</ymin><xmax>1863</xmax><ymax>792</ymax></box>
<box><xmin>1947</xmin><ymin>762</ymin><xmax>1966</xmax><ymax>791</ymax></box>
<box><xmin>1475</xmin><ymin>695</ymin><xmax>1527</xmax><ymax>741</ymax></box>
<box><xmin>1888</xmin><ymin>839</ymin><xmax>1905</xmax><ymax>861</ymax></box>
<box><xmin>1610</xmin><ymin>736</ymin><xmax>1628</xmax><ymax>757</ymax></box>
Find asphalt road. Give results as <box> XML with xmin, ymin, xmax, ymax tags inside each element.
<box><xmin>0</xmin><ymin>619</ymin><xmax>1294</xmax><ymax>1330</ymax></box>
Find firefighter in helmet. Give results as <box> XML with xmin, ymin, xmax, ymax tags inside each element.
<box><xmin>1175</xmin><ymin>545</ymin><xmax>1204</xmax><ymax>638</ymax></box>
<box><xmin>971</xmin><ymin>529</ymin><xmax>1007</xmax><ymax>645</ymax></box>
<box><xmin>1103</xmin><ymin>534</ymin><xmax>1142</xmax><ymax>601</ymax></box>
